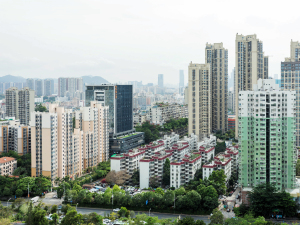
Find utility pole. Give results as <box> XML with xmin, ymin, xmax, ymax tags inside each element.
<box><xmin>28</xmin><ymin>183</ymin><xmax>29</xmax><ymax>198</ymax></box>
<box><xmin>149</xmin><ymin>208</ymin><xmax>151</xmax><ymax>217</ymax></box>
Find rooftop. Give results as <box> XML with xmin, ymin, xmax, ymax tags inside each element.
<box><xmin>0</xmin><ymin>157</ymin><xmax>16</xmax><ymax>164</ymax></box>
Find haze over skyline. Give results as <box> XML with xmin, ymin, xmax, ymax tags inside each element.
<box><xmin>0</xmin><ymin>0</ymin><xmax>298</xmax><ymax>85</ymax></box>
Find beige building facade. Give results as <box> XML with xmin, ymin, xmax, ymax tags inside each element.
<box><xmin>75</xmin><ymin>101</ymin><xmax>109</xmax><ymax>167</ymax></box>
<box><xmin>188</xmin><ymin>62</ymin><xmax>211</xmax><ymax>140</ymax></box>
<box><xmin>205</xmin><ymin>43</ymin><xmax>228</xmax><ymax>133</ymax></box>
<box><xmin>0</xmin><ymin>123</ymin><xmax>31</xmax><ymax>155</ymax></box>
<box><xmin>30</xmin><ymin>112</ymin><xmax>58</xmax><ymax>180</ymax></box>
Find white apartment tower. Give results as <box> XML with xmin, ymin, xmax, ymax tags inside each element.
<box><xmin>205</xmin><ymin>43</ymin><xmax>228</xmax><ymax>133</ymax></box>
<box><xmin>188</xmin><ymin>62</ymin><xmax>211</xmax><ymax>140</ymax></box>
<box><xmin>5</xmin><ymin>87</ymin><xmax>34</xmax><ymax>125</ymax></box>
<box><xmin>30</xmin><ymin>112</ymin><xmax>58</xmax><ymax>180</ymax></box>
<box><xmin>235</xmin><ymin>34</ymin><xmax>269</xmax><ymax>138</ymax></box>
<box><xmin>238</xmin><ymin>79</ymin><xmax>296</xmax><ymax>191</ymax></box>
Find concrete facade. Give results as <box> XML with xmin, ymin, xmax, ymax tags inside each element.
<box><xmin>188</xmin><ymin>62</ymin><xmax>211</xmax><ymax>140</ymax></box>
<box><xmin>238</xmin><ymin>79</ymin><xmax>296</xmax><ymax>190</ymax></box>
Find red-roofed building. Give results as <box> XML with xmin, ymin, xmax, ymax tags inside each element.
<box><xmin>0</xmin><ymin>157</ymin><xmax>17</xmax><ymax>176</ymax></box>
<box><xmin>198</xmin><ymin>146</ymin><xmax>215</xmax><ymax>163</ymax></box>
<box><xmin>225</xmin><ymin>146</ymin><xmax>239</xmax><ymax>176</ymax></box>
<box><xmin>202</xmin><ymin>153</ymin><xmax>232</xmax><ymax>183</ymax></box>
<box><xmin>170</xmin><ymin>154</ymin><xmax>202</xmax><ymax>189</ymax></box>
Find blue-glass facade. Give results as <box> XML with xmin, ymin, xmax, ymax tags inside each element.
<box><xmin>85</xmin><ymin>84</ymin><xmax>133</xmax><ymax>134</ymax></box>
<box><xmin>115</xmin><ymin>85</ymin><xmax>133</xmax><ymax>133</ymax></box>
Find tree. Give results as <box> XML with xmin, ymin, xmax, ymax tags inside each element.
<box><xmin>210</xmin><ymin>208</ymin><xmax>224</xmax><ymax>225</ymax></box>
<box><xmin>26</xmin><ymin>202</ymin><xmax>33</xmax><ymax>225</ymax></box>
<box><xmin>177</xmin><ymin>216</ymin><xmax>196</xmax><ymax>225</ymax></box>
<box><xmin>162</xmin><ymin>158</ymin><xmax>170</xmax><ymax>186</ymax></box>
<box><xmin>106</xmin><ymin>170</ymin><xmax>130</xmax><ymax>186</ymax></box>
<box><xmin>248</xmin><ymin>183</ymin><xmax>297</xmax><ymax>217</ymax></box>
<box><xmin>0</xmin><ymin>218</ymin><xmax>10</xmax><ymax>225</ymax></box>
<box><xmin>50</xmin><ymin>205</ymin><xmax>58</xmax><ymax>214</ymax></box>
<box><xmin>131</xmin><ymin>169</ymin><xmax>140</xmax><ymax>186</ymax></box>
<box><xmin>61</xmin><ymin>210</ymin><xmax>83</xmax><ymax>225</ymax></box>
<box><xmin>208</xmin><ymin>170</ymin><xmax>226</xmax><ymax>195</ymax></box>
<box><xmin>194</xmin><ymin>168</ymin><xmax>203</xmax><ymax>181</ymax></box>
<box><xmin>155</xmin><ymin>187</ymin><xmax>164</xmax><ymax>196</ymax></box>
<box><xmin>175</xmin><ymin>187</ymin><xmax>186</xmax><ymax>196</ymax></box>
<box><xmin>112</xmin><ymin>184</ymin><xmax>121</xmax><ymax>193</ymax></box>
<box><xmin>149</xmin><ymin>176</ymin><xmax>160</xmax><ymax>188</ymax></box>
<box><xmin>15</xmin><ymin>189</ymin><xmax>23</xmax><ymax>197</ymax></box>
<box><xmin>35</xmin><ymin>104</ymin><xmax>47</xmax><ymax>112</ymax></box>
<box><xmin>3</xmin><ymin>187</ymin><xmax>11</xmax><ymax>196</ymax></box>
<box><xmin>49</xmin><ymin>213</ymin><xmax>59</xmax><ymax>225</ymax></box>
<box><xmin>83</xmin><ymin>212</ymin><xmax>103</xmax><ymax>225</ymax></box>
<box><xmin>215</xmin><ymin>142</ymin><xmax>226</xmax><ymax>155</ymax></box>
<box><xmin>118</xmin><ymin>207</ymin><xmax>128</xmax><ymax>217</ymax></box>
<box><xmin>30</xmin><ymin>207</ymin><xmax>49</xmax><ymax>225</ymax></box>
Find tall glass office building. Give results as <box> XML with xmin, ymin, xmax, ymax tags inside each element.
<box><xmin>85</xmin><ymin>84</ymin><xmax>133</xmax><ymax>134</ymax></box>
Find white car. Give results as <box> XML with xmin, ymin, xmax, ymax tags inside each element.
<box><xmin>113</xmin><ymin>208</ymin><xmax>120</xmax><ymax>212</ymax></box>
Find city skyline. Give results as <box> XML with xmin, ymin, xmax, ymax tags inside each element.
<box><xmin>0</xmin><ymin>1</ymin><xmax>298</xmax><ymax>85</ymax></box>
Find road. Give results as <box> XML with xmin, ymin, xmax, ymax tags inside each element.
<box><xmin>76</xmin><ymin>207</ymin><xmax>210</xmax><ymax>224</ymax></box>
<box><xmin>3</xmin><ymin>201</ymin><xmax>210</xmax><ymax>224</ymax></box>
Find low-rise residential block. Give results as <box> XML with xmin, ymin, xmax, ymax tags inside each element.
<box><xmin>0</xmin><ymin>157</ymin><xmax>17</xmax><ymax>176</ymax></box>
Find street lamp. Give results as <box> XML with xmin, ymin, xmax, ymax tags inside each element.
<box><xmin>112</xmin><ymin>195</ymin><xmax>114</xmax><ymax>210</ymax></box>
<box><xmin>76</xmin><ymin>203</ymin><xmax>78</xmax><ymax>212</ymax></box>
<box><xmin>7</xmin><ymin>198</ymin><xmax>11</xmax><ymax>207</ymax></box>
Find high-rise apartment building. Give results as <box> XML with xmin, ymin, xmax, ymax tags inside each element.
<box><xmin>44</xmin><ymin>79</ymin><xmax>52</xmax><ymax>96</ymax></box>
<box><xmin>58</xmin><ymin>77</ymin><xmax>83</xmax><ymax>98</ymax></box>
<box><xmin>235</xmin><ymin>34</ymin><xmax>269</xmax><ymax>138</ymax></box>
<box><xmin>31</xmin><ymin>102</ymin><xmax>109</xmax><ymax>181</ymax></box>
<box><xmin>49</xmin><ymin>104</ymin><xmax>83</xmax><ymax>179</ymax></box>
<box><xmin>188</xmin><ymin>62</ymin><xmax>211</xmax><ymax>140</ymax></box>
<box><xmin>238</xmin><ymin>79</ymin><xmax>296</xmax><ymax>191</ymax></box>
<box><xmin>281</xmin><ymin>40</ymin><xmax>300</xmax><ymax>146</ymax></box>
<box><xmin>158</xmin><ymin>74</ymin><xmax>164</xmax><ymax>88</ymax></box>
<box><xmin>205</xmin><ymin>43</ymin><xmax>228</xmax><ymax>133</ymax></box>
<box><xmin>35</xmin><ymin>79</ymin><xmax>43</xmax><ymax>96</ymax></box>
<box><xmin>18</xmin><ymin>87</ymin><xmax>35</xmax><ymax>126</ymax></box>
<box><xmin>26</xmin><ymin>79</ymin><xmax>35</xmax><ymax>91</ymax></box>
<box><xmin>0</xmin><ymin>123</ymin><xmax>31</xmax><ymax>155</ymax></box>
<box><xmin>228</xmin><ymin>91</ymin><xmax>235</xmax><ymax>112</ymax></box>
<box><xmin>179</xmin><ymin>70</ymin><xmax>184</xmax><ymax>94</ymax></box>
<box><xmin>5</xmin><ymin>87</ymin><xmax>19</xmax><ymax>120</ymax></box>
<box><xmin>30</xmin><ymin>112</ymin><xmax>58</xmax><ymax>180</ymax></box>
<box><xmin>5</xmin><ymin>87</ymin><xmax>34</xmax><ymax>125</ymax></box>
<box><xmin>75</xmin><ymin>101</ymin><xmax>109</xmax><ymax>165</ymax></box>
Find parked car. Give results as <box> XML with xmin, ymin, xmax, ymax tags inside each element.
<box><xmin>113</xmin><ymin>208</ymin><xmax>120</xmax><ymax>212</ymax></box>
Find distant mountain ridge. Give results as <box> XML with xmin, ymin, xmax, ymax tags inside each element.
<box><xmin>82</xmin><ymin>75</ymin><xmax>109</xmax><ymax>85</ymax></box>
<box><xmin>0</xmin><ymin>75</ymin><xmax>109</xmax><ymax>84</ymax></box>
<box><xmin>0</xmin><ymin>75</ymin><xmax>26</xmax><ymax>83</ymax></box>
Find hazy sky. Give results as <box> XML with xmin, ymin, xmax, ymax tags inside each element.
<box><xmin>0</xmin><ymin>0</ymin><xmax>299</xmax><ymax>86</ymax></box>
